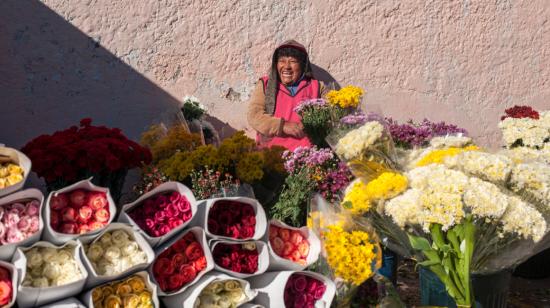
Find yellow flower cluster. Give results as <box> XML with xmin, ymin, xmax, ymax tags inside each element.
<box><xmin>141</xmin><ymin>124</ymin><xmax>203</xmax><ymax>164</ymax></box>
<box><xmin>343</xmin><ymin>172</ymin><xmax>409</xmax><ymax>214</ymax></box>
<box><xmin>323</xmin><ymin>225</ymin><xmax>380</xmax><ymax>285</ymax></box>
<box><xmin>327</xmin><ymin>85</ymin><xmax>364</xmax><ymax>109</ymax></box>
<box><xmin>92</xmin><ymin>275</ymin><xmax>154</xmax><ymax>308</ymax></box>
<box><xmin>0</xmin><ymin>163</ymin><xmax>24</xmax><ymax>189</ymax></box>
<box><xmin>415</xmin><ymin>145</ymin><xmax>479</xmax><ymax>167</ymax></box>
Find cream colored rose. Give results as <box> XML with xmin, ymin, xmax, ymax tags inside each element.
<box><xmin>104</xmin><ymin>246</ymin><xmax>121</xmax><ymax>262</ymax></box>
<box><xmin>120</xmin><ymin>241</ymin><xmax>139</xmax><ymax>256</ymax></box>
<box><xmin>32</xmin><ymin>277</ymin><xmax>49</xmax><ymax>288</ymax></box>
<box><xmin>87</xmin><ymin>243</ymin><xmax>105</xmax><ymax>261</ymax></box>
<box><xmin>26</xmin><ymin>249</ymin><xmax>44</xmax><ymax>268</ymax></box>
<box><xmin>242</xmin><ymin>242</ymin><xmax>256</xmax><ymax>251</ymax></box>
<box><xmin>227</xmin><ymin>290</ymin><xmax>246</xmax><ymax>303</ymax></box>
<box><xmin>202</xmin><ymin>281</ymin><xmax>224</xmax><ymax>294</ymax></box>
<box><xmin>55</xmin><ymin>249</ymin><xmax>73</xmax><ymax>263</ymax></box>
<box><xmin>111</xmin><ymin>230</ymin><xmax>130</xmax><ymax>244</ymax></box>
<box><xmin>42</xmin><ymin>247</ymin><xmax>57</xmax><ymax>262</ymax></box>
<box><xmin>99</xmin><ymin>232</ymin><xmax>113</xmax><ymax>246</ymax></box>
<box><xmin>223</xmin><ymin>280</ymin><xmax>242</xmax><ymax>292</ymax></box>
<box><xmin>198</xmin><ymin>293</ymin><xmax>221</xmax><ymax>306</ymax></box>
<box><xmin>42</xmin><ymin>263</ymin><xmax>61</xmax><ymax>280</ymax></box>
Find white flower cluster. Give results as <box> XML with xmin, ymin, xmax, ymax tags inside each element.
<box><xmin>335</xmin><ymin>121</ymin><xmax>384</xmax><ymax>160</ymax></box>
<box><xmin>500</xmin><ymin>145</ymin><xmax>550</xmax><ymax>164</ymax></box>
<box><xmin>500</xmin><ymin>196</ymin><xmax>546</xmax><ymax>242</ymax></box>
<box><xmin>408</xmin><ymin>164</ymin><xmax>469</xmax><ymax>194</ymax></box>
<box><xmin>22</xmin><ymin>246</ymin><xmax>84</xmax><ymax>287</ymax></box>
<box><xmin>499</xmin><ymin>112</ymin><xmax>550</xmax><ymax>148</ymax></box>
<box><xmin>86</xmin><ymin>230</ymin><xmax>147</xmax><ymax>276</ymax></box>
<box><xmin>194</xmin><ymin>279</ymin><xmax>247</xmax><ymax>308</ymax></box>
<box><xmin>429</xmin><ymin>135</ymin><xmax>473</xmax><ymax>149</ymax></box>
<box><xmin>183</xmin><ymin>95</ymin><xmax>208</xmax><ymax>113</ymax></box>
<box><xmin>443</xmin><ymin>151</ymin><xmax>514</xmax><ymax>184</ymax></box>
<box><xmin>509</xmin><ymin>162</ymin><xmax>550</xmax><ymax>211</ymax></box>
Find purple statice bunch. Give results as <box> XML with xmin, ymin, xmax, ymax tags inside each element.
<box><xmin>282</xmin><ymin>146</ymin><xmax>335</xmax><ymax>174</ymax></box>
<box><xmin>294</xmin><ymin>98</ymin><xmax>328</xmax><ymax>114</ymax></box>
<box><xmin>386</xmin><ymin>118</ymin><xmax>468</xmax><ymax>148</ymax></box>
<box><xmin>318</xmin><ymin>161</ymin><xmax>353</xmax><ymax>202</ymax></box>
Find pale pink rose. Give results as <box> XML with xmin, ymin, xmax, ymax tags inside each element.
<box><xmin>4</xmin><ymin>211</ymin><xmax>20</xmax><ymax>227</ymax></box>
<box><xmin>25</xmin><ymin>200</ymin><xmax>40</xmax><ymax>217</ymax></box>
<box><xmin>17</xmin><ymin>216</ymin><xmax>31</xmax><ymax>232</ymax></box>
<box><xmin>29</xmin><ymin>216</ymin><xmax>40</xmax><ymax>233</ymax></box>
<box><xmin>10</xmin><ymin>202</ymin><xmax>26</xmax><ymax>215</ymax></box>
<box><xmin>5</xmin><ymin>227</ymin><xmax>24</xmax><ymax>244</ymax></box>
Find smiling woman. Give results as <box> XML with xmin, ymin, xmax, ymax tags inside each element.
<box><xmin>247</xmin><ymin>40</ymin><xmax>330</xmax><ymax>150</ymax></box>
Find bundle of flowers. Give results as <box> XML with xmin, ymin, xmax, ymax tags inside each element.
<box><xmin>272</xmin><ymin>146</ymin><xmax>352</xmax><ymax>226</ymax></box>
<box><xmin>212</xmin><ymin>242</ymin><xmax>259</xmax><ymax>274</ymax></box>
<box><xmin>181</xmin><ymin>95</ymin><xmax>208</xmax><ymax>122</ymax></box>
<box><xmin>385</xmin><ymin>118</ymin><xmax>468</xmax><ymax>149</ymax></box>
<box><xmin>284</xmin><ymin>273</ymin><xmax>327</xmax><ymax>308</ymax></box>
<box><xmin>91</xmin><ymin>274</ymin><xmax>154</xmax><ymax>308</ymax></box>
<box><xmin>127</xmin><ymin>191</ymin><xmax>192</xmax><ymax>238</ymax></box>
<box><xmin>498</xmin><ymin>105</ymin><xmax>550</xmax><ymax>149</ymax></box>
<box><xmin>0</xmin><ymin>199</ymin><xmax>40</xmax><ymax>245</ymax></box>
<box><xmin>195</xmin><ymin>279</ymin><xmax>249</xmax><ymax>308</ymax></box>
<box><xmin>190</xmin><ymin>168</ymin><xmax>241</xmax><ymax>200</ymax></box>
<box><xmin>0</xmin><ymin>163</ymin><xmax>23</xmax><ymax>190</ymax></box>
<box><xmin>0</xmin><ymin>265</ymin><xmax>13</xmax><ymax>306</ymax></box>
<box><xmin>132</xmin><ymin>165</ymin><xmax>169</xmax><ymax>197</ymax></box>
<box><xmin>326</xmin><ymin>85</ymin><xmax>364</xmax><ymax>109</ymax></box>
<box><xmin>140</xmin><ymin>124</ymin><xmax>203</xmax><ymax>164</ymax></box>
<box><xmin>269</xmin><ymin>224</ymin><xmax>310</xmax><ymax>266</ymax></box>
<box><xmin>85</xmin><ymin>230</ymin><xmax>148</xmax><ymax>276</ymax></box>
<box><xmin>152</xmin><ymin>232</ymin><xmax>207</xmax><ymax>292</ymax></box>
<box><xmin>49</xmin><ymin>190</ymin><xmax>110</xmax><ymax>235</ymax></box>
<box><xmin>22</xmin><ymin>245</ymin><xmax>84</xmax><ymax>287</ymax></box>
<box><xmin>21</xmin><ymin>119</ymin><xmax>152</xmax><ymax>201</ymax></box>
<box><xmin>207</xmin><ymin>200</ymin><xmax>256</xmax><ymax>239</ymax></box>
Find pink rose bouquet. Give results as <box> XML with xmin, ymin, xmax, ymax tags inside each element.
<box><xmin>0</xmin><ymin>199</ymin><xmax>40</xmax><ymax>245</ymax></box>
<box><xmin>49</xmin><ymin>190</ymin><xmax>109</xmax><ymax>234</ymax></box>
<box><xmin>284</xmin><ymin>273</ymin><xmax>327</xmax><ymax>308</ymax></box>
<box><xmin>269</xmin><ymin>224</ymin><xmax>310</xmax><ymax>266</ymax></box>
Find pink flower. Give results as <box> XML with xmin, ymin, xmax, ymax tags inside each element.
<box><xmin>17</xmin><ymin>216</ymin><xmax>31</xmax><ymax>232</ymax></box>
<box><xmin>293</xmin><ymin>275</ymin><xmax>307</xmax><ymax>292</ymax></box>
<box><xmin>145</xmin><ymin>218</ymin><xmax>155</xmax><ymax>230</ymax></box>
<box><xmin>10</xmin><ymin>203</ymin><xmax>26</xmax><ymax>215</ymax></box>
<box><xmin>177</xmin><ymin>199</ymin><xmax>190</xmax><ymax>212</ymax></box>
<box><xmin>181</xmin><ymin>211</ymin><xmax>192</xmax><ymax>222</ymax></box>
<box><xmin>169</xmin><ymin>192</ymin><xmax>180</xmax><ymax>203</ymax></box>
<box><xmin>5</xmin><ymin>228</ymin><xmax>24</xmax><ymax>244</ymax></box>
<box><xmin>29</xmin><ymin>216</ymin><xmax>40</xmax><ymax>233</ymax></box>
<box><xmin>165</xmin><ymin>203</ymin><xmax>180</xmax><ymax>218</ymax></box>
<box><xmin>154</xmin><ymin>211</ymin><xmax>166</xmax><ymax>222</ymax></box>
<box><xmin>0</xmin><ymin>223</ymin><xmax>6</xmax><ymax>239</ymax></box>
<box><xmin>4</xmin><ymin>211</ymin><xmax>20</xmax><ymax>227</ymax></box>
<box><xmin>0</xmin><ymin>207</ymin><xmax>4</xmax><ymax>221</ymax></box>
<box><xmin>25</xmin><ymin>200</ymin><xmax>40</xmax><ymax>217</ymax></box>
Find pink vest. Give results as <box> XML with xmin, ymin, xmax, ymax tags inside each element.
<box><xmin>258</xmin><ymin>76</ymin><xmax>319</xmax><ymax>150</ymax></box>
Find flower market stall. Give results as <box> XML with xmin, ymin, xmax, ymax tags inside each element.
<box><xmin>1</xmin><ymin>87</ymin><xmax>549</xmax><ymax>308</ymax></box>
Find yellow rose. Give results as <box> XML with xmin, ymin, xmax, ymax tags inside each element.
<box><xmin>0</xmin><ymin>178</ymin><xmax>6</xmax><ymax>189</ymax></box>
<box><xmin>92</xmin><ymin>288</ymin><xmax>104</xmax><ymax>304</ymax></box>
<box><xmin>223</xmin><ymin>280</ymin><xmax>242</xmax><ymax>292</ymax></box>
<box><xmin>115</xmin><ymin>283</ymin><xmax>132</xmax><ymax>296</ymax></box>
<box><xmin>7</xmin><ymin>163</ymin><xmax>23</xmax><ymax>175</ymax></box>
<box><xmin>122</xmin><ymin>294</ymin><xmax>141</xmax><ymax>308</ymax></box>
<box><xmin>0</xmin><ymin>167</ymin><xmax>8</xmax><ymax>178</ymax></box>
<box><xmin>6</xmin><ymin>173</ymin><xmax>22</xmax><ymax>186</ymax></box>
<box><xmin>126</xmin><ymin>276</ymin><xmax>146</xmax><ymax>292</ymax></box>
<box><xmin>102</xmin><ymin>285</ymin><xmax>115</xmax><ymax>298</ymax></box>
<box><xmin>103</xmin><ymin>295</ymin><xmax>122</xmax><ymax>308</ymax></box>
<box><xmin>138</xmin><ymin>291</ymin><xmax>153</xmax><ymax>306</ymax></box>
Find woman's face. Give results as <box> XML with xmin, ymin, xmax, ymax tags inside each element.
<box><xmin>277</xmin><ymin>56</ymin><xmax>302</xmax><ymax>85</ymax></box>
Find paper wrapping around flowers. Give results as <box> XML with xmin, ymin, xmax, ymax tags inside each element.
<box><xmin>38</xmin><ymin>297</ymin><xmax>86</xmax><ymax>308</ymax></box>
<box><xmin>0</xmin><ymin>188</ymin><xmax>44</xmax><ymax>261</ymax></box>
<box><xmin>81</xmin><ymin>271</ymin><xmax>159</xmax><ymax>308</ymax></box>
<box><xmin>0</xmin><ymin>260</ymin><xmax>18</xmax><ymax>308</ymax></box>
<box><xmin>12</xmin><ymin>240</ymin><xmax>88</xmax><ymax>308</ymax></box>
<box><xmin>42</xmin><ymin>179</ymin><xmax>117</xmax><ymax>245</ymax></box>
<box><xmin>160</xmin><ymin>272</ymin><xmax>257</xmax><ymax>308</ymax></box>
<box><xmin>247</xmin><ymin>270</ymin><xmax>336</xmax><ymax>308</ymax></box>
<box><xmin>264</xmin><ymin>220</ymin><xmax>321</xmax><ymax>271</ymax></box>
<box><xmin>209</xmin><ymin>239</ymin><xmax>269</xmax><ymax>278</ymax></box>
<box><xmin>79</xmin><ymin>222</ymin><xmax>155</xmax><ymax>289</ymax></box>
<box><xmin>198</xmin><ymin>197</ymin><xmax>267</xmax><ymax>241</ymax></box>
<box><xmin>0</xmin><ymin>146</ymin><xmax>31</xmax><ymax>198</ymax></box>
<box><xmin>150</xmin><ymin>226</ymin><xmax>215</xmax><ymax>297</ymax></box>
<box><xmin>118</xmin><ymin>181</ymin><xmax>198</xmax><ymax>248</ymax></box>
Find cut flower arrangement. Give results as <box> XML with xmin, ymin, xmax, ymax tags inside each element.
<box><xmin>194</xmin><ymin>279</ymin><xmax>249</xmax><ymax>308</ymax></box>
<box><xmin>207</xmin><ymin>200</ymin><xmax>257</xmax><ymax>239</ymax></box>
<box><xmin>21</xmin><ymin>245</ymin><xmax>84</xmax><ymax>287</ymax></box>
<box><xmin>91</xmin><ymin>274</ymin><xmax>154</xmax><ymax>308</ymax></box>
<box><xmin>284</xmin><ymin>273</ymin><xmax>327</xmax><ymax>308</ymax></box>
<box><xmin>212</xmin><ymin>242</ymin><xmax>259</xmax><ymax>274</ymax></box>
<box><xmin>499</xmin><ymin>105</ymin><xmax>550</xmax><ymax>149</ymax></box>
<box><xmin>269</xmin><ymin>224</ymin><xmax>310</xmax><ymax>266</ymax></box>
<box><xmin>0</xmin><ymin>199</ymin><xmax>40</xmax><ymax>245</ymax></box>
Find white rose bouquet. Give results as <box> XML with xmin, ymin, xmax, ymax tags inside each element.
<box><xmin>22</xmin><ymin>245</ymin><xmax>84</xmax><ymax>287</ymax></box>
<box><xmin>194</xmin><ymin>279</ymin><xmax>248</xmax><ymax>308</ymax></box>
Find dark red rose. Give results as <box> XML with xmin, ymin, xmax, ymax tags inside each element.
<box><xmin>207</xmin><ymin>219</ymin><xmax>220</xmax><ymax>234</ymax></box>
<box><xmin>181</xmin><ymin>232</ymin><xmax>196</xmax><ymax>243</ymax></box>
<box><xmin>225</xmin><ymin>225</ymin><xmax>240</xmax><ymax>239</ymax></box>
<box><xmin>50</xmin><ymin>194</ymin><xmax>69</xmax><ymax>211</ymax></box>
<box><xmin>60</xmin><ymin>222</ymin><xmax>78</xmax><ymax>234</ymax></box>
<box><xmin>293</xmin><ymin>275</ymin><xmax>307</xmax><ymax>292</ymax></box>
<box><xmin>168</xmin><ymin>274</ymin><xmax>186</xmax><ymax>291</ymax></box>
<box><xmin>242</xmin><ymin>215</ymin><xmax>256</xmax><ymax>226</ymax></box>
<box><xmin>61</xmin><ymin>207</ymin><xmax>76</xmax><ymax>222</ymax></box>
<box><xmin>69</xmin><ymin>189</ymin><xmax>87</xmax><ymax>208</ymax></box>
<box><xmin>50</xmin><ymin>211</ymin><xmax>60</xmax><ymax>228</ymax></box>
<box><xmin>171</xmin><ymin>253</ymin><xmax>187</xmax><ymax>267</ymax></box>
<box><xmin>240</xmin><ymin>225</ymin><xmax>255</xmax><ymax>239</ymax></box>
<box><xmin>153</xmin><ymin>257</ymin><xmax>174</xmax><ymax>276</ymax></box>
<box><xmin>157</xmin><ymin>225</ymin><xmax>172</xmax><ymax>236</ymax></box>
<box><xmin>185</xmin><ymin>242</ymin><xmax>204</xmax><ymax>261</ymax></box>
<box><xmin>230</xmin><ymin>262</ymin><xmax>242</xmax><ymax>273</ymax></box>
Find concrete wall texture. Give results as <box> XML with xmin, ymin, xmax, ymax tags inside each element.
<box><xmin>2</xmin><ymin>0</ymin><xmax>550</xmax><ymax>148</ymax></box>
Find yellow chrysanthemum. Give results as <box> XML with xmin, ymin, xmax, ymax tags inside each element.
<box><xmin>416</xmin><ymin>145</ymin><xmax>479</xmax><ymax>167</ymax></box>
<box><xmin>327</xmin><ymin>85</ymin><xmax>364</xmax><ymax>109</ymax></box>
<box><xmin>342</xmin><ymin>172</ymin><xmax>408</xmax><ymax>214</ymax></box>
<box><xmin>323</xmin><ymin>225</ymin><xmax>380</xmax><ymax>285</ymax></box>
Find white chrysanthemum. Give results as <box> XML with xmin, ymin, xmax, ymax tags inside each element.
<box><xmin>463</xmin><ymin>178</ymin><xmax>508</xmax><ymax>219</ymax></box>
<box><xmin>335</xmin><ymin>121</ymin><xmax>384</xmax><ymax>160</ymax></box>
<box><xmin>509</xmin><ymin>162</ymin><xmax>550</xmax><ymax>210</ymax></box>
<box><xmin>499</xmin><ymin>117</ymin><xmax>549</xmax><ymax>148</ymax></box>
<box><xmin>429</xmin><ymin>135</ymin><xmax>472</xmax><ymax>149</ymax></box>
<box><xmin>444</xmin><ymin>151</ymin><xmax>513</xmax><ymax>184</ymax></box>
<box><xmin>384</xmin><ymin>189</ymin><xmax>422</xmax><ymax>228</ymax></box>
<box><xmin>500</xmin><ymin>196</ymin><xmax>546</xmax><ymax>242</ymax></box>
<box><xmin>500</xmin><ymin>147</ymin><xmax>550</xmax><ymax>164</ymax></box>
<box><xmin>419</xmin><ymin>190</ymin><xmax>465</xmax><ymax>231</ymax></box>
<box><xmin>407</xmin><ymin>164</ymin><xmax>469</xmax><ymax>194</ymax></box>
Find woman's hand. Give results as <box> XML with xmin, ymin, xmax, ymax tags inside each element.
<box><xmin>283</xmin><ymin>122</ymin><xmax>305</xmax><ymax>138</ymax></box>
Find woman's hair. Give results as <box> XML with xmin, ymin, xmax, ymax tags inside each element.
<box><xmin>274</xmin><ymin>47</ymin><xmax>307</xmax><ymax>73</ymax></box>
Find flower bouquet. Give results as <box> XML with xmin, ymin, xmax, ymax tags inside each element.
<box><xmin>80</xmin><ymin>223</ymin><xmax>154</xmax><ymax>288</ymax></box>
<box><xmin>160</xmin><ymin>273</ymin><xmax>257</xmax><ymax>308</ymax></box>
<box><xmin>211</xmin><ymin>240</ymin><xmax>269</xmax><ymax>278</ymax></box>
<box><xmin>12</xmin><ymin>241</ymin><xmax>87</xmax><ymax>307</ymax></box>
<box><xmin>0</xmin><ymin>146</ymin><xmax>31</xmax><ymax>198</ymax></box>
<box><xmin>499</xmin><ymin>105</ymin><xmax>550</xmax><ymax>149</ymax></box>
<box><xmin>43</xmin><ymin>179</ymin><xmax>116</xmax><ymax>245</ymax></box>
<box><xmin>21</xmin><ymin>119</ymin><xmax>152</xmax><ymax>202</ymax></box>
<box><xmin>248</xmin><ymin>270</ymin><xmax>335</xmax><ymax>308</ymax></box>
<box><xmin>271</xmin><ymin>146</ymin><xmax>352</xmax><ymax>226</ymax></box>
<box><xmin>266</xmin><ymin>220</ymin><xmax>321</xmax><ymax>271</ymax></box>
<box><xmin>0</xmin><ymin>189</ymin><xmax>43</xmax><ymax>261</ymax></box>
<box><xmin>386</xmin><ymin>118</ymin><xmax>468</xmax><ymax>150</ymax></box>
<box><xmin>151</xmin><ymin>227</ymin><xmax>214</xmax><ymax>295</ymax></box>
<box><xmin>190</xmin><ymin>168</ymin><xmax>242</xmax><ymax>200</ymax></box>
<box><xmin>84</xmin><ymin>272</ymin><xmax>158</xmax><ymax>308</ymax></box>
<box><xmin>0</xmin><ymin>261</ymin><xmax>17</xmax><ymax>308</ymax></box>
<box><xmin>119</xmin><ymin>181</ymin><xmax>197</xmax><ymax>247</ymax></box>
<box><xmin>203</xmin><ymin>197</ymin><xmax>266</xmax><ymax>241</ymax></box>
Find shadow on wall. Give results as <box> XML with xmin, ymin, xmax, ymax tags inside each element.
<box><xmin>311</xmin><ymin>63</ymin><xmax>341</xmax><ymax>90</ymax></box>
<box><xmin>0</xmin><ymin>0</ymin><xmax>236</xmax><ymax>149</ymax></box>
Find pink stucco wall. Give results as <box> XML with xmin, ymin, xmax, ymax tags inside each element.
<box><xmin>1</xmin><ymin>1</ymin><xmax>550</xmax><ymax>148</ymax></box>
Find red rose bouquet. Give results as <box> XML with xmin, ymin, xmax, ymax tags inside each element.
<box><xmin>212</xmin><ymin>242</ymin><xmax>259</xmax><ymax>274</ymax></box>
<box><xmin>0</xmin><ymin>265</ymin><xmax>13</xmax><ymax>306</ymax></box>
<box><xmin>153</xmin><ymin>231</ymin><xmax>207</xmax><ymax>292</ymax></box>
<box><xmin>269</xmin><ymin>224</ymin><xmax>310</xmax><ymax>266</ymax></box>
<box><xmin>50</xmin><ymin>189</ymin><xmax>109</xmax><ymax>235</ymax></box>
<box><xmin>284</xmin><ymin>273</ymin><xmax>327</xmax><ymax>308</ymax></box>
<box><xmin>21</xmin><ymin>118</ymin><xmax>152</xmax><ymax>201</ymax></box>
<box><xmin>127</xmin><ymin>191</ymin><xmax>193</xmax><ymax>238</ymax></box>
<box><xmin>207</xmin><ymin>200</ymin><xmax>257</xmax><ymax>240</ymax></box>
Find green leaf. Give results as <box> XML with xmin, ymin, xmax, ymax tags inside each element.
<box><xmin>342</xmin><ymin>201</ymin><xmax>352</xmax><ymax>209</ymax></box>
<box><xmin>408</xmin><ymin>234</ymin><xmax>432</xmax><ymax>251</ymax></box>
<box><xmin>418</xmin><ymin>260</ymin><xmax>440</xmax><ymax>267</ymax></box>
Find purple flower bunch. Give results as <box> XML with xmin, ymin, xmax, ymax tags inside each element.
<box><xmin>340</xmin><ymin>112</ymin><xmax>368</xmax><ymax>126</ymax></box>
<box><xmin>282</xmin><ymin>146</ymin><xmax>335</xmax><ymax>174</ymax></box>
<box><xmin>294</xmin><ymin>99</ymin><xmax>328</xmax><ymax>114</ymax></box>
<box><xmin>386</xmin><ymin>118</ymin><xmax>468</xmax><ymax>148</ymax></box>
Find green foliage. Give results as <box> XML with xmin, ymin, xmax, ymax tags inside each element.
<box><xmin>271</xmin><ymin>168</ymin><xmax>315</xmax><ymax>227</ymax></box>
